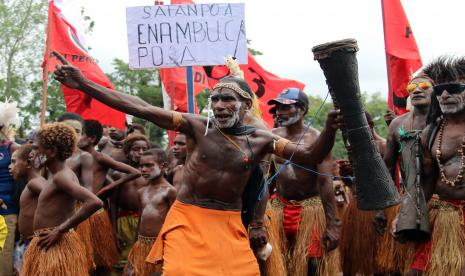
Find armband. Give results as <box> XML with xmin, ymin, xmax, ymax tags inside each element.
<box><xmin>273</xmin><ymin>138</ymin><xmax>290</xmax><ymax>158</ymax></box>
<box><xmin>172</xmin><ymin>111</ymin><xmax>183</xmax><ymax>130</ymax></box>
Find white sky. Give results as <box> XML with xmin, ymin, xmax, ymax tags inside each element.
<box><xmin>74</xmin><ymin>0</ymin><xmax>465</xmax><ymax>98</ymax></box>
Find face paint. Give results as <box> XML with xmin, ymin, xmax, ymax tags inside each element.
<box><xmin>437</xmin><ymin>87</ymin><xmax>465</xmax><ymax>115</ymax></box>
<box><xmin>33</xmin><ymin>153</ymin><xmax>47</xmax><ymax>169</ymax></box>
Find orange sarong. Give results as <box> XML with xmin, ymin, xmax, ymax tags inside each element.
<box><xmin>146</xmin><ymin>200</ymin><xmax>260</xmax><ymax>276</ymax></box>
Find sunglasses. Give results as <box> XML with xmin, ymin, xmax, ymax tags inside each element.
<box><xmin>406</xmin><ymin>82</ymin><xmax>432</xmax><ymax>93</ymax></box>
<box><xmin>433</xmin><ymin>83</ymin><xmax>465</xmax><ymax>97</ymax></box>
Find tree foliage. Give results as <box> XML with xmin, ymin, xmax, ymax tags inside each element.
<box><xmin>107</xmin><ymin>58</ymin><xmax>166</xmax><ymax>146</ymax></box>
<box><xmin>0</xmin><ymin>0</ymin><xmax>47</xmax><ymax>134</ymax></box>
<box><xmin>305</xmin><ymin>91</ymin><xmax>389</xmax><ymax>159</ymax></box>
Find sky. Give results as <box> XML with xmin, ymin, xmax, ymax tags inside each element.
<box><xmin>73</xmin><ymin>0</ymin><xmax>465</xmax><ymax>99</ymax></box>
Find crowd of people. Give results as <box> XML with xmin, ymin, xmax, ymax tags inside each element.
<box><xmin>0</xmin><ymin>52</ymin><xmax>464</xmax><ymax>276</ymax></box>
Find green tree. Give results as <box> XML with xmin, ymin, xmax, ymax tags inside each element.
<box><xmin>304</xmin><ymin>92</ymin><xmax>389</xmax><ymax>159</ymax></box>
<box><xmin>0</xmin><ymin>0</ymin><xmax>47</xmax><ymax>134</ymax></box>
<box><xmin>108</xmin><ymin>58</ymin><xmax>166</xmax><ymax>146</ymax></box>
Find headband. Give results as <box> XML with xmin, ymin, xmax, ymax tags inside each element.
<box><xmin>213</xmin><ymin>82</ymin><xmax>252</xmax><ymax>101</ymax></box>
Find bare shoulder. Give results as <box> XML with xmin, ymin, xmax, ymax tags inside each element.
<box><xmin>53</xmin><ymin>167</ymin><xmax>78</xmax><ymax>187</ymax></box>
<box><xmin>27</xmin><ymin>176</ymin><xmax>47</xmax><ymax>193</ymax></box>
<box><xmin>389</xmin><ymin>112</ymin><xmax>410</xmax><ymax>130</ymax></box>
<box><xmin>271</xmin><ymin>127</ymin><xmax>286</xmax><ymax>136</ymax></box>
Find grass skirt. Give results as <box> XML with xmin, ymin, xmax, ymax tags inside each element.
<box><xmin>270</xmin><ymin>196</ymin><xmax>340</xmax><ymax>276</ymax></box>
<box><xmin>89</xmin><ymin>208</ymin><xmax>119</xmax><ymax>269</ymax></box>
<box><xmin>376</xmin><ymin>204</ymin><xmax>415</xmax><ymax>274</ymax></box>
<box><xmin>124</xmin><ymin>235</ymin><xmax>161</xmax><ymax>276</ymax></box>
<box><xmin>339</xmin><ymin>195</ymin><xmax>379</xmax><ymax>275</ymax></box>
<box><xmin>21</xmin><ymin>228</ymin><xmax>88</xmax><ymax>276</ymax></box>
<box><xmin>412</xmin><ymin>198</ymin><xmax>465</xmax><ymax>275</ymax></box>
<box><xmin>263</xmin><ymin>207</ymin><xmax>287</xmax><ymax>276</ymax></box>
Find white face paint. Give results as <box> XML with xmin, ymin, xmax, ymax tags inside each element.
<box><xmin>33</xmin><ymin>153</ymin><xmax>47</xmax><ymax>169</ymax></box>
<box><xmin>213</xmin><ymin>102</ymin><xmax>242</xmax><ymax>129</ymax></box>
<box><xmin>277</xmin><ymin>108</ymin><xmax>302</xmax><ymax>127</ymax></box>
<box><xmin>438</xmin><ymin>91</ymin><xmax>465</xmax><ymax>115</ymax></box>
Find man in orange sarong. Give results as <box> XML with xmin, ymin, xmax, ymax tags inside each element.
<box><xmin>54</xmin><ymin>53</ymin><xmax>340</xmax><ymax>275</ymax></box>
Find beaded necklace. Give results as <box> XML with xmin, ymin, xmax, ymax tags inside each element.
<box><xmin>435</xmin><ymin>118</ymin><xmax>465</xmax><ymax>187</ymax></box>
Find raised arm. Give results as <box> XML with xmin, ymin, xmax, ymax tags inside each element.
<box><xmin>38</xmin><ymin>172</ymin><xmax>103</xmax><ymax>249</ymax></box>
<box><xmin>267</xmin><ymin>110</ymin><xmax>340</xmax><ymax>164</ymax></box>
<box><xmin>52</xmin><ymin>51</ymin><xmax>194</xmax><ymax>135</ymax></box>
<box><xmin>94</xmin><ymin>153</ymin><xmax>141</xmax><ymax>196</ymax></box>
<box><xmin>317</xmin><ymin>153</ymin><xmax>340</xmax><ymax>251</ymax></box>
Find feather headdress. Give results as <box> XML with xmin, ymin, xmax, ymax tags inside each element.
<box><xmin>0</xmin><ymin>98</ymin><xmax>20</xmax><ymax>140</ymax></box>
<box><xmin>224</xmin><ymin>56</ymin><xmax>262</xmax><ymax>119</ymax></box>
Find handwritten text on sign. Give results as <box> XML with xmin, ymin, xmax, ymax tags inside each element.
<box><xmin>126</xmin><ymin>3</ymin><xmax>247</xmax><ymax>69</ymax></box>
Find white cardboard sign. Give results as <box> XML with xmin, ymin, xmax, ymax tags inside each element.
<box><xmin>126</xmin><ymin>3</ymin><xmax>247</xmax><ymax>69</ymax></box>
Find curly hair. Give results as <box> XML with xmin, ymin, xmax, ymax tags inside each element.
<box><xmin>37</xmin><ymin>123</ymin><xmax>77</xmax><ymax>161</ymax></box>
<box><xmin>123</xmin><ymin>134</ymin><xmax>150</xmax><ymax>155</ymax></box>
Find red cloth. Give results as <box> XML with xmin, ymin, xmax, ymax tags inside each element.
<box><xmin>411</xmin><ymin>199</ymin><xmax>465</xmax><ymax>271</ymax></box>
<box><xmin>382</xmin><ymin>0</ymin><xmax>423</xmax><ymax>115</ymax></box>
<box><xmin>272</xmin><ymin>194</ymin><xmax>323</xmax><ymax>258</ymax></box>
<box><xmin>43</xmin><ymin>1</ymin><xmax>125</xmax><ymax>129</ymax></box>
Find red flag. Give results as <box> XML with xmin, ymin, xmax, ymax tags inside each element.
<box><xmin>160</xmin><ymin>67</ymin><xmax>209</xmax><ymax>113</ymax></box>
<box><xmin>43</xmin><ymin>0</ymin><xmax>125</xmax><ymax>129</ymax></box>
<box><xmin>205</xmin><ymin>52</ymin><xmax>306</xmax><ymax>128</ymax></box>
<box><xmin>382</xmin><ymin>0</ymin><xmax>422</xmax><ymax>115</ymax></box>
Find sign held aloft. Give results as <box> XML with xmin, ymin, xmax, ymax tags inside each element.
<box><xmin>126</xmin><ymin>3</ymin><xmax>247</xmax><ymax>69</ymax></box>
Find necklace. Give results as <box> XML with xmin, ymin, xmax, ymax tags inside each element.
<box><xmin>215</xmin><ymin>124</ymin><xmax>251</xmax><ymax>164</ymax></box>
<box><xmin>435</xmin><ymin>118</ymin><xmax>465</xmax><ymax>187</ymax></box>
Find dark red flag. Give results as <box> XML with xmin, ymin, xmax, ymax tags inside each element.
<box><xmin>43</xmin><ymin>0</ymin><xmax>126</xmax><ymax>129</ymax></box>
<box><xmin>382</xmin><ymin>0</ymin><xmax>423</xmax><ymax>115</ymax></box>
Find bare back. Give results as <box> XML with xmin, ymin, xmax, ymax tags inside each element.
<box><xmin>66</xmin><ymin>149</ymin><xmax>93</xmax><ymax>191</ymax></box>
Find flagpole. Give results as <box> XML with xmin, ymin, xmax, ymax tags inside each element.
<box><xmin>186</xmin><ymin>66</ymin><xmax>195</xmax><ymax>113</ymax></box>
<box><xmin>380</xmin><ymin>0</ymin><xmax>394</xmax><ymax>112</ymax></box>
<box><xmin>41</xmin><ymin>1</ymin><xmax>53</xmax><ymax>127</ymax></box>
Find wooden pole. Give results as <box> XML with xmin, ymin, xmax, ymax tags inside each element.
<box><xmin>41</xmin><ymin>1</ymin><xmax>53</xmax><ymax>127</ymax></box>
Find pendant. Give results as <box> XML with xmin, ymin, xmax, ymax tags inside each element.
<box><xmin>243</xmin><ymin>155</ymin><xmax>249</xmax><ymax>164</ymax></box>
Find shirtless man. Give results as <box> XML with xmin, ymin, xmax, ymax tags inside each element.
<box><xmin>53</xmin><ymin>53</ymin><xmax>340</xmax><ymax>275</ymax></box>
<box><xmin>169</xmin><ymin>133</ymin><xmax>187</xmax><ymax>189</ymax></box>
<box><xmin>78</xmin><ymin>119</ymin><xmax>141</xmax><ymax>271</ymax></box>
<box><xmin>80</xmin><ymin>120</ymin><xmax>141</xmax><ymax>196</ymax></box>
<box><xmin>8</xmin><ymin>144</ymin><xmax>46</xmax><ymax>274</ymax></box>
<box><xmin>109</xmin><ymin>134</ymin><xmax>149</xmax><ymax>268</ymax></box>
<box><xmin>405</xmin><ymin>56</ymin><xmax>465</xmax><ymax>275</ymax></box>
<box><xmin>21</xmin><ymin>123</ymin><xmax>103</xmax><ymax>276</ymax></box>
<box><xmin>57</xmin><ymin>112</ymin><xmax>94</xmax><ymax>192</ymax></box>
<box><xmin>55</xmin><ymin>112</ymin><xmax>96</xmax><ymax>269</ymax></box>
<box><xmin>124</xmin><ymin>148</ymin><xmax>176</xmax><ymax>276</ymax></box>
<box><xmin>267</xmin><ymin>88</ymin><xmax>339</xmax><ymax>276</ymax></box>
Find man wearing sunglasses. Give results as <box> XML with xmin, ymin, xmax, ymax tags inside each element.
<box><xmin>407</xmin><ymin>56</ymin><xmax>465</xmax><ymax>275</ymax></box>
<box><xmin>381</xmin><ymin>74</ymin><xmax>433</xmax><ymax>273</ymax></box>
